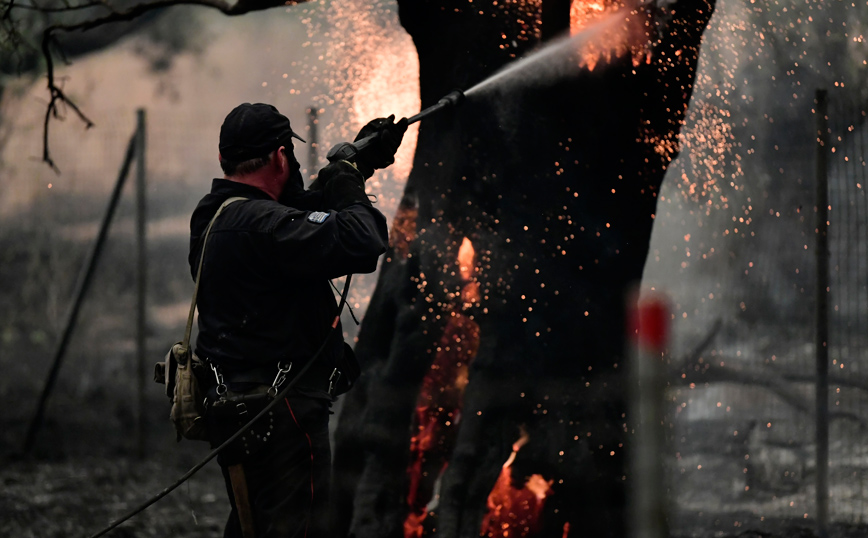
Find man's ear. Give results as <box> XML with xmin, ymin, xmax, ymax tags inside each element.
<box><xmin>275</xmin><ymin>146</ymin><xmax>289</xmax><ymax>173</ymax></box>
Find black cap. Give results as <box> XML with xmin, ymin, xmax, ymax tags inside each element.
<box><xmin>219</xmin><ymin>103</ymin><xmax>306</xmax><ymax>161</ymax></box>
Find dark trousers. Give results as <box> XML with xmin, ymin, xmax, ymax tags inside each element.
<box><xmin>209</xmin><ymin>394</ymin><xmax>332</xmax><ymax>538</ymax></box>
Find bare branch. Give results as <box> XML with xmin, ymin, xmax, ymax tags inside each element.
<box><xmin>679</xmin><ymin>319</ymin><xmax>723</xmax><ymax>365</ymax></box>
<box><xmin>8</xmin><ymin>1</ymin><xmax>108</xmax><ymax>13</ymax></box>
<box><xmin>3</xmin><ymin>0</ymin><xmax>15</xmax><ymax>18</ymax></box>
<box><xmin>31</xmin><ymin>0</ymin><xmax>309</xmax><ymax>169</ymax></box>
<box><xmin>674</xmin><ymin>352</ymin><xmax>868</xmax><ymax>428</ymax></box>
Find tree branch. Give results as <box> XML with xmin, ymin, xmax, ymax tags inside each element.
<box><xmin>671</xmin><ymin>321</ymin><xmax>867</xmax><ymax>428</ymax></box>
<box><xmin>8</xmin><ymin>1</ymin><xmax>108</xmax><ymax>13</ymax></box>
<box><xmin>33</xmin><ymin>0</ymin><xmax>308</xmax><ymax>170</ymax></box>
<box><xmin>675</xmin><ymin>352</ymin><xmax>868</xmax><ymax>428</ymax></box>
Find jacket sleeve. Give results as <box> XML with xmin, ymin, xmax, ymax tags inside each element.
<box><xmin>270</xmin><ymin>199</ymin><xmax>389</xmax><ymax>279</ymax></box>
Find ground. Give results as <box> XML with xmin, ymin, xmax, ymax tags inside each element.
<box><xmin>1</xmin><ymin>453</ymin><xmax>229</xmax><ymax>538</ymax></box>
<box><xmin>3</xmin><ymin>452</ymin><xmax>868</xmax><ymax>538</ymax></box>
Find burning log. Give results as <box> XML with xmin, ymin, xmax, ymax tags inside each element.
<box><xmin>333</xmin><ymin>0</ymin><xmax>716</xmax><ymax>536</ymax></box>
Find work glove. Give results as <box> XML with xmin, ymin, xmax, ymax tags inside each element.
<box><xmin>353</xmin><ymin>115</ymin><xmax>408</xmax><ymax>179</ymax></box>
<box><xmin>311</xmin><ymin>160</ymin><xmax>372</xmax><ymax>210</ymax></box>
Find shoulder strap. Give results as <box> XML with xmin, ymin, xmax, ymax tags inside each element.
<box><xmin>182</xmin><ymin>196</ymin><xmax>247</xmax><ymax>351</ymax></box>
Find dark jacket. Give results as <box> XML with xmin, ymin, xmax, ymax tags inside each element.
<box><xmin>189</xmin><ymin>161</ymin><xmax>388</xmax><ymax>394</ymax></box>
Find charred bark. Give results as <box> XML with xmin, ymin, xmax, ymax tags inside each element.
<box><xmin>333</xmin><ymin>1</ymin><xmax>716</xmax><ymax>537</ymax></box>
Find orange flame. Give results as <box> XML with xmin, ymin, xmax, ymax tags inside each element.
<box><xmin>570</xmin><ymin>0</ymin><xmax>651</xmax><ymax>72</ymax></box>
<box><xmin>404</xmin><ymin>311</ymin><xmax>481</xmax><ymax>538</ymax></box>
<box><xmin>458</xmin><ymin>237</ymin><xmax>481</xmax><ymax>305</ymax></box>
<box><xmin>481</xmin><ymin>432</ymin><xmax>554</xmax><ymax>538</ymax></box>
<box><xmin>403</xmin><ymin>235</ymin><xmax>559</xmax><ymax>537</ymax></box>
<box><xmin>458</xmin><ymin>237</ymin><xmax>475</xmax><ymax>281</ymax></box>
<box><xmin>404</xmin><ymin>237</ymin><xmax>482</xmax><ymax>538</ymax></box>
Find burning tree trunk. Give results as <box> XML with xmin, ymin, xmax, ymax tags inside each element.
<box><xmin>333</xmin><ymin>1</ymin><xmax>715</xmax><ymax>537</ymax></box>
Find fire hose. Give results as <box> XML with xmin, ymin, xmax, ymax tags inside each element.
<box><xmin>86</xmin><ymin>89</ymin><xmax>466</xmax><ymax>538</ymax></box>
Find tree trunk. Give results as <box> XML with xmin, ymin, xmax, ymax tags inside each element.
<box><xmin>333</xmin><ymin>1</ymin><xmax>716</xmax><ymax>536</ymax></box>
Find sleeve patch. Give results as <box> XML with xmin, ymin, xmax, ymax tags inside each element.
<box><xmin>307</xmin><ymin>211</ymin><xmax>331</xmax><ymax>224</ymax></box>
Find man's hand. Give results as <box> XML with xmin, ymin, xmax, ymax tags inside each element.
<box><xmin>353</xmin><ymin>115</ymin><xmax>408</xmax><ymax>178</ymax></box>
<box><xmin>313</xmin><ymin>161</ymin><xmax>372</xmax><ymax>210</ymax></box>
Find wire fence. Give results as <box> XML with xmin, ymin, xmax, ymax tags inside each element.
<box><xmin>665</xmin><ymin>89</ymin><xmax>868</xmax><ymax>532</ymax></box>
<box><xmin>827</xmin><ymin>93</ymin><xmax>868</xmax><ymax>525</ymax></box>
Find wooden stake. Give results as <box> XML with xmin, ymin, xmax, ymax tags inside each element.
<box><xmin>228</xmin><ymin>464</ymin><xmax>257</xmax><ymax>538</ymax></box>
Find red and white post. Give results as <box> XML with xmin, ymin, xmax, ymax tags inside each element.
<box><xmin>628</xmin><ymin>293</ymin><xmax>670</xmax><ymax>538</ymax></box>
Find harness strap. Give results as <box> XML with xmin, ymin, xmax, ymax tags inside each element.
<box><xmin>182</xmin><ymin>196</ymin><xmax>247</xmax><ymax>353</ymax></box>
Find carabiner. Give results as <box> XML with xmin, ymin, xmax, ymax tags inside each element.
<box><xmin>268</xmin><ymin>361</ymin><xmax>292</xmax><ymax>398</ymax></box>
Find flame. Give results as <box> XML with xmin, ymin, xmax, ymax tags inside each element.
<box><xmin>403</xmin><ymin>237</ymin><xmax>555</xmax><ymax>538</ymax></box>
<box><xmin>481</xmin><ymin>431</ymin><xmax>554</xmax><ymax>538</ymax></box>
<box><xmin>458</xmin><ymin>237</ymin><xmax>481</xmax><ymax>306</ymax></box>
<box><xmin>404</xmin><ymin>312</ymin><xmax>481</xmax><ymax>538</ymax></box>
<box><xmin>570</xmin><ymin>0</ymin><xmax>651</xmax><ymax>72</ymax></box>
<box><xmin>404</xmin><ymin>237</ymin><xmax>482</xmax><ymax>538</ymax></box>
<box><xmin>570</xmin><ymin>0</ymin><xmax>614</xmax><ymax>31</ymax></box>
<box><xmin>458</xmin><ymin>237</ymin><xmax>476</xmax><ymax>281</ymax></box>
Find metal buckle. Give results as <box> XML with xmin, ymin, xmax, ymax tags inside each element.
<box><xmin>267</xmin><ymin>362</ymin><xmax>292</xmax><ymax>398</ymax></box>
<box><xmin>211</xmin><ymin>363</ymin><xmax>227</xmax><ymax>396</ymax></box>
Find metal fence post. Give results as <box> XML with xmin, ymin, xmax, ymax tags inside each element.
<box><xmin>815</xmin><ymin>88</ymin><xmax>830</xmax><ymax>538</ymax></box>
<box><xmin>23</xmin><ymin>130</ymin><xmax>139</xmax><ymax>454</ymax></box>
<box><xmin>308</xmin><ymin>106</ymin><xmax>319</xmax><ymax>179</ymax></box>
<box><xmin>135</xmin><ymin>109</ymin><xmax>148</xmax><ymax>459</ymax></box>
<box><xmin>628</xmin><ymin>293</ymin><xmax>670</xmax><ymax>538</ymax></box>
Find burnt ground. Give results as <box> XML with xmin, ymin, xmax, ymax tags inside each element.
<box><xmin>3</xmin><ymin>451</ymin><xmax>868</xmax><ymax>538</ymax></box>
<box><xmin>1</xmin><ymin>452</ymin><xmax>229</xmax><ymax>538</ymax></box>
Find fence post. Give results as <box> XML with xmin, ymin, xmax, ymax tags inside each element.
<box><xmin>135</xmin><ymin>109</ymin><xmax>148</xmax><ymax>459</ymax></box>
<box><xmin>23</xmin><ymin>130</ymin><xmax>139</xmax><ymax>454</ymax></box>
<box><xmin>814</xmin><ymin>88</ymin><xmax>830</xmax><ymax>538</ymax></box>
<box><xmin>628</xmin><ymin>292</ymin><xmax>670</xmax><ymax>538</ymax></box>
<box><xmin>308</xmin><ymin>106</ymin><xmax>319</xmax><ymax>179</ymax></box>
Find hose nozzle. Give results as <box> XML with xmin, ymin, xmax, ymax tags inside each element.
<box><xmin>327</xmin><ymin>89</ymin><xmax>467</xmax><ymax>164</ymax></box>
<box><xmin>407</xmin><ymin>89</ymin><xmax>466</xmax><ymax>124</ymax></box>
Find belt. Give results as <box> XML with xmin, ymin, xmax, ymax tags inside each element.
<box><xmin>222</xmin><ymin>364</ymin><xmax>280</xmax><ymax>386</ymax></box>
<box><xmin>214</xmin><ymin>359</ymin><xmax>336</xmax><ymax>397</ymax></box>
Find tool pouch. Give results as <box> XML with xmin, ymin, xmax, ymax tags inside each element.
<box><xmin>154</xmin><ymin>342</ymin><xmax>212</xmax><ymax>442</ymax></box>
<box><xmin>207</xmin><ymin>387</ymin><xmax>274</xmax><ymax>465</ymax></box>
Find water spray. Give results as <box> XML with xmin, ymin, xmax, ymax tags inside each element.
<box><xmin>326</xmin><ymin>9</ymin><xmax>630</xmax><ymax>166</ymax></box>
<box><xmin>326</xmin><ymin>90</ymin><xmax>466</xmax><ymax>163</ymax></box>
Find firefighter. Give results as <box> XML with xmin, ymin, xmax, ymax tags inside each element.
<box><xmin>190</xmin><ymin>102</ymin><xmax>406</xmax><ymax>538</ymax></box>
